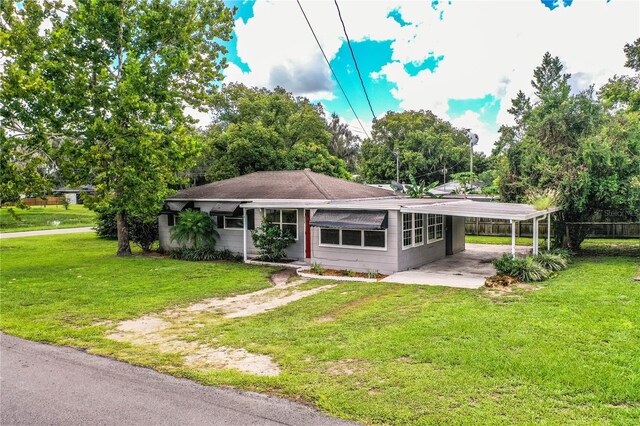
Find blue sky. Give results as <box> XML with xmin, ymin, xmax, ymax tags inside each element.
<box><xmin>221</xmin><ymin>0</ymin><xmax>639</xmax><ymax>152</ymax></box>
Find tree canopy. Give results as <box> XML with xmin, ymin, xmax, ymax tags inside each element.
<box><xmin>496</xmin><ymin>45</ymin><xmax>640</xmax><ymax>248</ymax></box>
<box><xmin>1</xmin><ymin>0</ymin><xmax>234</xmax><ymax>255</ymax></box>
<box><xmin>192</xmin><ymin>84</ymin><xmax>351</xmax><ymax>183</ymax></box>
<box><xmin>357</xmin><ymin>110</ymin><xmax>482</xmax><ymax>184</ymax></box>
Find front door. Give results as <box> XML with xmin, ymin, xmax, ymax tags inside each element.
<box><xmin>305</xmin><ymin>210</ymin><xmax>311</xmax><ymax>258</ymax></box>
<box><xmin>445</xmin><ymin>216</ymin><xmax>453</xmax><ymax>255</ymax></box>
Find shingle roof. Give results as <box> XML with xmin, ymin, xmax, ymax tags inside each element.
<box><xmin>168</xmin><ymin>169</ymin><xmax>396</xmax><ymax>201</ymax></box>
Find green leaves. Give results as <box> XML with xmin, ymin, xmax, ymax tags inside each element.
<box><xmin>357</xmin><ymin>110</ymin><xmax>472</xmax><ymax>184</ymax></box>
<box><xmin>1</xmin><ymin>0</ymin><xmax>234</xmax><ymax>253</ymax></box>
<box><xmin>170</xmin><ymin>210</ymin><xmax>219</xmax><ymax>249</ymax></box>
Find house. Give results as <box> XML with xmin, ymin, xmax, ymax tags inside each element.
<box><xmin>159</xmin><ymin>169</ymin><xmax>559</xmax><ymax>275</ymax></box>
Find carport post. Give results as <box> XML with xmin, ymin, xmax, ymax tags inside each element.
<box><xmin>510</xmin><ymin>220</ymin><xmax>516</xmax><ymax>258</ymax></box>
<box><xmin>547</xmin><ymin>214</ymin><xmax>551</xmax><ymax>251</ymax></box>
<box><xmin>242</xmin><ymin>208</ymin><xmax>248</xmax><ymax>262</ymax></box>
<box><xmin>533</xmin><ymin>217</ymin><xmax>539</xmax><ymax>256</ymax></box>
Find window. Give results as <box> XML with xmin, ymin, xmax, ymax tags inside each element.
<box><xmin>265</xmin><ymin>209</ymin><xmax>298</xmax><ymax>239</ymax></box>
<box><xmin>167</xmin><ymin>213</ymin><xmax>176</xmax><ymax>227</ymax></box>
<box><xmin>224</xmin><ymin>214</ymin><xmax>244</xmax><ymax>230</ymax></box>
<box><xmin>319</xmin><ymin>229</ymin><xmax>386</xmax><ymax>250</ymax></box>
<box><xmin>402</xmin><ymin>213</ymin><xmax>424</xmax><ymax>249</ymax></box>
<box><xmin>427</xmin><ymin>214</ymin><xmax>444</xmax><ymax>243</ymax></box>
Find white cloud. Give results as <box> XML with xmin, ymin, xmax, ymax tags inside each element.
<box><xmin>227</xmin><ymin>0</ymin><xmax>639</xmax><ymax>152</ymax></box>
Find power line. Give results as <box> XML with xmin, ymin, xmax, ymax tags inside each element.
<box><xmin>333</xmin><ymin>0</ymin><xmax>376</xmax><ymax>120</ymax></box>
<box><xmin>295</xmin><ymin>0</ymin><xmax>370</xmax><ymax>139</ymax></box>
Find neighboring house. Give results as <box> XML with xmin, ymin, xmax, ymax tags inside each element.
<box><xmin>53</xmin><ymin>186</ymin><xmax>95</xmax><ymax>205</ymax></box>
<box><xmin>160</xmin><ymin>169</ymin><xmax>558</xmax><ymax>274</ymax></box>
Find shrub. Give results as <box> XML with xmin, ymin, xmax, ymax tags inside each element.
<box><xmin>311</xmin><ymin>262</ymin><xmax>325</xmax><ymax>275</ymax></box>
<box><xmin>95</xmin><ymin>210</ymin><xmax>158</xmax><ymax>252</ymax></box>
<box><xmin>251</xmin><ymin>221</ymin><xmax>295</xmax><ymax>262</ymax></box>
<box><xmin>170</xmin><ymin>210</ymin><xmax>219</xmax><ymax>249</ymax></box>
<box><xmin>534</xmin><ymin>252</ymin><xmax>568</xmax><ymax>272</ymax></box>
<box><xmin>520</xmin><ymin>257</ymin><xmax>551</xmax><ymax>282</ymax></box>
<box><xmin>493</xmin><ymin>254</ymin><xmax>550</xmax><ymax>282</ymax></box>
<box><xmin>129</xmin><ymin>219</ymin><xmax>158</xmax><ymax>253</ymax></box>
<box><xmin>170</xmin><ymin>247</ymin><xmax>239</xmax><ymax>262</ymax></box>
<box><xmin>493</xmin><ymin>254</ymin><xmax>527</xmax><ymax>277</ymax></box>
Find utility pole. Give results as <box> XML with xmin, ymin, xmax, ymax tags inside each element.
<box><xmin>466</xmin><ymin>130</ymin><xmax>478</xmax><ymax>174</ymax></box>
<box><xmin>442</xmin><ymin>166</ymin><xmax>447</xmax><ymax>184</ymax></box>
<box><xmin>395</xmin><ymin>150</ymin><xmax>400</xmax><ymax>183</ymax></box>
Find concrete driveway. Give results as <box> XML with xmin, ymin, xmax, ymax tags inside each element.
<box><xmin>382</xmin><ymin>244</ymin><xmax>531</xmax><ymax>289</ymax></box>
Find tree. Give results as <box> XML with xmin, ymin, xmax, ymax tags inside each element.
<box><xmin>327</xmin><ymin>113</ymin><xmax>361</xmax><ymax>171</ymax></box>
<box><xmin>250</xmin><ymin>220</ymin><xmax>295</xmax><ymax>262</ymax></box>
<box><xmin>496</xmin><ymin>50</ymin><xmax>639</xmax><ymax>249</ymax></box>
<box><xmin>1</xmin><ymin>0</ymin><xmax>234</xmax><ymax>255</ymax></box>
<box><xmin>193</xmin><ymin>84</ymin><xmax>351</xmax><ymax>182</ymax></box>
<box><xmin>599</xmin><ymin>38</ymin><xmax>640</xmax><ymax>113</ymax></box>
<box><xmin>357</xmin><ymin>110</ymin><xmax>471</xmax><ymax>184</ymax></box>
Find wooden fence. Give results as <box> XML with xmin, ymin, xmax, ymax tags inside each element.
<box><xmin>2</xmin><ymin>196</ymin><xmax>66</xmax><ymax>207</ymax></box>
<box><xmin>465</xmin><ymin>217</ymin><xmax>640</xmax><ymax>239</ymax></box>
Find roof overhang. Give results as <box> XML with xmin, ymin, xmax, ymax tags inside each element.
<box><xmin>400</xmin><ymin>200</ymin><xmax>561</xmax><ymax>221</ymax></box>
<box><xmin>310</xmin><ymin>210</ymin><xmax>388</xmax><ymax>230</ymax></box>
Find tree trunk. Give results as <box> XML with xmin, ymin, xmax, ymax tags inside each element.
<box><xmin>116</xmin><ymin>210</ymin><xmax>132</xmax><ymax>256</ymax></box>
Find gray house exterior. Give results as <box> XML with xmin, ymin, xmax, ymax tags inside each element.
<box><xmin>159</xmin><ymin>169</ymin><xmax>557</xmax><ymax>275</ymax></box>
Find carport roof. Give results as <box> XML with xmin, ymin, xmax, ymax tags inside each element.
<box><xmin>400</xmin><ymin>200</ymin><xmax>560</xmax><ymax>221</ymax></box>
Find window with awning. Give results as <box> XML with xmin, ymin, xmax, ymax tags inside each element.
<box><xmin>202</xmin><ymin>202</ymin><xmax>241</xmax><ymax>216</ymax></box>
<box><xmin>310</xmin><ymin>210</ymin><xmax>388</xmax><ymax>230</ymax></box>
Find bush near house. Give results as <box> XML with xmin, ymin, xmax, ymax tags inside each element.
<box><xmin>251</xmin><ymin>221</ymin><xmax>295</xmax><ymax>262</ymax></box>
<box><xmin>494</xmin><ymin>250</ymin><xmax>571</xmax><ymax>282</ymax></box>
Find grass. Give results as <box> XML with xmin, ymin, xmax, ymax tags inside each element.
<box><xmin>466</xmin><ymin>235</ymin><xmax>640</xmax><ymax>255</ymax></box>
<box><xmin>2</xmin><ymin>234</ymin><xmax>640</xmax><ymax>424</ymax></box>
<box><xmin>0</xmin><ymin>205</ymin><xmax>96</xmax><ymax>233</ymax></box>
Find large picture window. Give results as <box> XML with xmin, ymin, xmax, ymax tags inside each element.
<box><xmin>319</xmin><ymin>229</ymin><xmax>386</xmax><ymax>250</ymax></box>
<box><xmin>402</xmin><ymin>213</ymin><xmax>424</xmax><ymax>249</ymax></box>
<box><xmin>265</xmin><ymin>209</ymin><xmax>298</xmax><ymax>240</ymax></box>
<box><xmin>427</xmin><ymin>214</ymin><xmax>444</xmax><ymax>243</ymax></box>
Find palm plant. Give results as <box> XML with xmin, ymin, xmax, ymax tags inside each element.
<box><xmin>170</xmin><ymin>210</ymin><xmax>219</xmax><ymax>249</ymax></box>
<box><xmin>406</xmin><ymin>175</ymin><xmax>440</xmax><ymax>199</ymax></box>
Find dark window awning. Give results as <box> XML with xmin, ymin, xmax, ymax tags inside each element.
<box><xmin>162</xmin><ymin>201</ymin><xmax>188</xmax><ymax>213</ymax></box>
<box><xmin>202</xmin><ymin>202</ymin><xmax>241</xmax><ymax>216</ymax></box>
<box><xmin>310</xmin><ymin>210</ymin><xmax>388</xmax><ymax>230</ymax></box>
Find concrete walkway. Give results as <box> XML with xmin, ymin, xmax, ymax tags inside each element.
<box><xmin>1</xmin><ymin>333</ymin><xmax>355</xmax><ymax>426</ymax></box>
<box><xmin>0</xmin><ymin>227</ymin><xmax>94</xmax><ymax>239</ymax></box>
<box><xmin>382</xmin><ymin>243</ymin><xmax>531</xmax><ymax>289</ymax></box>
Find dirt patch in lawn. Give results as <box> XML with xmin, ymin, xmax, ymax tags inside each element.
<box><xmin>107</xmin><ymin>270</ymin><xmax>337</xmax><ymax>376</ymax></box>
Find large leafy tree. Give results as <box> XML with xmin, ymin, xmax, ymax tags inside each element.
<box><xmin>193</xmin><ymin>84</ymin><xmax>351</xmax><ymax>182</ymax></box>
<box><xmin>1</xmin><ymin>0</ymin><xmax>234</xmax><ymax>255</ymax></box>
<box><xmin>497</xmin><ymin>50</ymin><xmax>639</xmax><ymax>249</ymax></box>
<box><xmin>357</xmin><ymin>110</ymin><xmax>473</xmax><ymax>184</ymax></box>
<box><xmin>328</xmin><ymin>112</ymin><xmax>360</xmax><ymax>172</ymax></box>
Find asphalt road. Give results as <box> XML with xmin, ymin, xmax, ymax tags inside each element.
<box><xmin>0</xmin><ymin>227</ymin><xmax>94</xmax><ymax>239</ymax></box>
<box><xmin>0</xmin><ymin>334</ymin><xmax>355</xmax><ymax>426</ymax></box>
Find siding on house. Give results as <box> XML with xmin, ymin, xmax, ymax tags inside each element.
<box><xmin>158</xmin><ymin>206</ymin><xmax>305</xmax><ymax>260</ymax></box>
<box><xmin>310</xmin><ymin>209</ymin><xmax>399</xmax><ymax>275</ymax></box>
<box><xmin>451</xmin><ymin>216</ymin><xmax>466</xmax><ymax>254</ymax></box>
<box><xmin>396</xmin><ymin>210</ymin><xmax>447</xmax><ymax>271</ymax></box>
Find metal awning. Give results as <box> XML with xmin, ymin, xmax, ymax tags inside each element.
<box><xmin>163</xmin><ymin>201</ymin><xmax>188</xmax><ymax>212</ymax></box>
<box><xmin>202</xmin><ymin>201</ymin><xmax>241</xmax><ymax>216</ymax></box>
<box><xmin>310</xmin><ymin>210</ymin><xmax>388</xmax><ymax>230</ymax></box>
<box><xmin>400</xmin><ymin>200</ymin><xmax>560</xmax><ymax>221</ymax></box>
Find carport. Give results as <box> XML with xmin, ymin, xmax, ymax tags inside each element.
<box><xmin>401</xmin><ymin>200</ymin><xmax>561</xmax><ymax>257</ymax></box>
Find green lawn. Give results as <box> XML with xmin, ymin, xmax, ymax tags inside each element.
<box><xmin>466</xmin><ymin>235</ymin><xmax>640</xmax><ymax>255</ymax></box>
<box><xmin>0</xmin><ymin>205</ymin><xmax>97</xmax><ymax>233</ymax></box>
<box><xmin>2</xmin><ymin>234</ymin><xmax>639</xmax><ymax>424</ymax></box>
